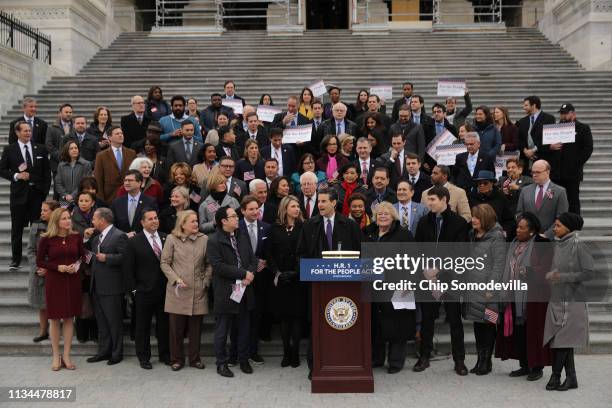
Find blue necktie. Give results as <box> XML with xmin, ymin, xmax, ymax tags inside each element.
<box><xmin>336</xmin><ymin>122</ymin><xmax>342</xmax><ymax>135</ymax></box>
<box><xmin>115</xmin><ymin>148</ymin><xmax>123</xmax><ymax>170</ymax></box>
<box><xmin>325</xmin><ymin>219</ymin><xmax>333</xmax><ymax>250</ymax></box>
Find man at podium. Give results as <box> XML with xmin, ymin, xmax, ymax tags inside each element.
<box><xmin>297</xmin><ymin>187</ymin><xmax>362</xmax><ymax>380</ymax></box>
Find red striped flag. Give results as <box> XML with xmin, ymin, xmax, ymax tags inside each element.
<box><xmin>484</xmin><ymin>308</ymin><xmax>499</xmax><ymax>324</ymax></box>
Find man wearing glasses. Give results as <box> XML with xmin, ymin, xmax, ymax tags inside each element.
<box><xmin>121</xmin><ymin>95</ymin><xmax>152</xmax><ymax>151</ymax></box>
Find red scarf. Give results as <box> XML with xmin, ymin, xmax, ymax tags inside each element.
<box><xmin>341</xmin><ymin>180</ymin><xmax>358</xmax><ymax>216</ymax></box>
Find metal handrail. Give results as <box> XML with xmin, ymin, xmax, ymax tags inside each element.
<box><xmin>0</xmin><ymin>10</ymin><xmax>51</xmax><ymax>64</ymax></box>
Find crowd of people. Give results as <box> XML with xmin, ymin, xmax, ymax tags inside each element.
<box><xmin>0</xmin><ymin>80</ymin><xmax>595</xmax><ymax>390</ymax></box>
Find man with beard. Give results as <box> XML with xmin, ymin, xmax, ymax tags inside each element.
<box><xmin>159</xmin><ymin>95</ymin><xmax>201</xmax><ymax>144</ymax></box>
<box><xmin>553</xmin><ymin>103</ymin><xmax>593</xmax><ymax>214</ymax></box>
<box><xmin>388</xmin><ymin>105</ymin><xmax>426</xmax><ymax>163</ymax></box>
<box><xmin>202</xmin><ymin>93</ymin><xmax>235</xmax><ymax>131</ymax></box>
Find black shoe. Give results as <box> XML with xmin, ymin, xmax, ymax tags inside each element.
<box><xmin>227</xmin><ymin>357</ymin><xmax>237</xmax><ymax>367</ymax></box>
<box><xmin>86</xmin><ymin>355</ymin><xmax>110</xmax><ymax>363</ymax></box>
<box><xmin>527</xmin><ymin>369</ymin><xmax>543</xmax><ymax>381</ymax></box>
<box><xmin>217</xmin><ymin>364</ymin><xmax>234</xmax><ymax>378</ymax></box>
<box><xmin>557</xmin><ymin>374</ymin><xmax>578</xmax><ymax>391</ymax></box>
<box><xmin>546</xmin><ymin>374</ymin><xmax>561</xmax><ymax>391</ymax></box>
<box><xmin>107</xmin><ymin>357</ymin><xmax>122</xmax><ymax>365</ymax></box>
<box><xmin>413</xmin><ymin>357</ymin><xmax>430</xmax><ymax>372</ymax></box>
<box><xmin>387</xmin><ymin>366</ymin><xmax>402</xmax><ymax>374</ymax></box>
<box><xmin>159</xmin><ymin>357</ymin><xmax>171</xmax><ymax>366</ymax></box>
<box><xmin>33</xmin><ymin>333</ymin><xmax>49</xmax><ymax>343</ymax></box>
<box><xmin>470</xmin><ymin>350</ymin><xmax>485</xmax><ymax>374</ymax></box>
<box><xmin>9</xmin><ymin>261</ymin><xmax>20</xmax><ymax>270</ymax></box>
<box><xmin>509</xmin><ymin>367</ymin><xmax>530</xmax><ymax>377</ymax></box>
<box><xmin>249</xmin><ymin>353</ymin><xmax>264</xmax><ymax>365</ymax></box>
<box><xmin>281</xmin><ymin>354</ymin><xmax>291</xmax><ymax>367</ymax></box>
<box><xmin>454</xmin><ymin>361</ymin><xmax>468</xmax><ymax>376</ymax></box>
<box><xmin>139</xmin><ymin>361</ymin><xmax>153</xmax><ymax>370</ymax></box>
<box><xmin>240</xmin><ymin>361</ymin><xmax>253</xmax><ymax>374</ymax></box>
<box><xmin>475</xmin><ymin>349</ymin><xmax>492</xmax><ymax>375</ymax></box>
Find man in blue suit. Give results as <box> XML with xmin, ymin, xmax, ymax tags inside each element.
<box><xmin>229</xmin><ymin>195</ymin><xmax>272</xmax><ymax>366</ymax></box>
<box><xmin>393</xmin><ymin>180</ymin><xmax>428</xmax><ymax>236</ymax></box>
<box><xmin>260</xmin><ymin>128</ymin><xmax>297</xmax><ymax>177</ymax></box>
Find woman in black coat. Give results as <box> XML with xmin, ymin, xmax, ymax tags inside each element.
<box><xmin>267</xmin><ymin>195</ymin><xmax>306</xmax><ymax>368</ymax></box>
<box><xmin>365</xmin><ymin>202</ymin><xmax>415</xmax><ymax>374</ymax></box>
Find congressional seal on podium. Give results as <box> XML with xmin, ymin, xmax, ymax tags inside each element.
<box><xmin>325</xmin><ymin>296</ymin><xmax>358</xmax><ymax>331</ymax></box>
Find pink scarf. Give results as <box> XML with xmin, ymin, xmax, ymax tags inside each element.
<box><xmin>326</xmin><ymin>154</ymin><xmax>338</xmax><ymax>180</ymax></box>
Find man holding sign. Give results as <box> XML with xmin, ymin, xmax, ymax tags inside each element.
<box><xmin>272</xmin><ymin>96</ymin><xmax>311</xmax><ymax>130</ymax></box>
<box><xmin>517</xmin><ymin>96</ymin><xmax>556</xmax><ymax>176</ymax></box>
<box><xmin>555</xmin><ymin>104</ymin><xmax>593</xmax><ymax>214</ymax></box>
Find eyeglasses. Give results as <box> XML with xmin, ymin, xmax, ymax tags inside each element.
<box><xmin>220</xmin><ymin>164</ymin><xmax>235</xmax><ymax>168</ymax></box>
<box><xmin>225</xmin><ymin>214</ymin><xmax>239</xmax><ymax>219</ymax></box>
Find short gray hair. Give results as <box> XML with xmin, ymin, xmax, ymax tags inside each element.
<box><xmin>94</xmin><ymin>207</ymin><xmax>114</xmax><ymax>224</ymax></box>
<box><xmin>465</xmin><ymin>132</ymin><xmax>480</xmax><ymax>142</ymax></box>
<box><xmin>130</xmin><ymin>157</ymin><xmax>154</xmax><ymax>172</ymax></box>
<box><xmin>249</xmin><ymin>178</ymin><xmax>267</xmax><ymax>192</ymax></box>
<box><xmin>300</xmin><ymin>171</ymin><xmax>317</xmax><ymax>185</ymax></box>
<box><xmin>22</xmin><ymin>97</ymin><xmax>36</xmax><ymax>107</ymax></box>
<box><xmin>131</xmin><ymin>95</ymin><xmax>144</xmax><ymax>104</ymax></box>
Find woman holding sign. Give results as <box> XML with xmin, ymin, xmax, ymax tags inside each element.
<box><xmin>36</xmin><ymin>208</ymin><xmax>85</xmax><ymax>371</ymax></box>
<box><xmin>234</xmin><ymin>139</ymin><xmax>265</xmax><ymax>185</ymax></box>
<box><xmin>161</xmin><ymin>209</ymin><xmax>212</xmax><ymax>371</ymax></box>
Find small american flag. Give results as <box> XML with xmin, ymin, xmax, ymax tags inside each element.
<box><xmin>59</xmin><ymin>199</ymin><xmax>70</xmax><ymax>208</ymax></box>
<box><xmin>256</xmin><ymin>259</ymin><xmax>266</xmax><ymax>272</ymax></box>
<box><xmin>484</xmin><ymin>308</ymin><xmax>499</xmax><ymax>324</ymax></box>
<box><xmin>84</xmin><ymin>249</ymin><xmax>94</xmax><ymax>264</ymax></box>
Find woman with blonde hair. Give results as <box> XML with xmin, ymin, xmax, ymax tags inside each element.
<box><xmin>36</xmin><ymin>208</ymin><xmax>85</xmax><ymax>371</ymax></box>
<box><xmin>234</xmin><ymin>139</ymin><xmax>265</xmax><ymax>184</ymax></box>
<box><xmin>267</xmin><ymin>195</ymin><xmax>306</xmax><ymax>367</ymax></box>
<box><xmin>164</xmin><ymin>162</ymin><xmax>202</xmax><ymax>211</ymax></box>
<box><xmin>159</xmin><ymin>186</ymin><xmax>190</xmax><ymax>234</ymax></box>
<box><xmin>160</xmin><ymin>209</ymin><xmax>212</xmax><ymax>371</ymax></box>
<box><xmin>364</xmin><ymin>200</ymin><xmax>415</xmax><ymax>374</ymax></box>
<box><xmin>198</xmin><ymin>169</ymin><xmax>240</xmax><ymax>234</ymax></box>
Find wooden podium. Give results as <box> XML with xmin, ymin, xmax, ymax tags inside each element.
<box><xmin>307</xmin><ymin>253</ymin><xmax>374</xmax><ymax>393</ymax></box>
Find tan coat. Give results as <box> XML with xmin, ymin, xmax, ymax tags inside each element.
<box><xmin>160</xmin><ymin>233</ymin><xmax>213</xmax><ymax>316</ymax></box>
<box><xmin>94</xmin><ymin>145</ymin><xmax>136</xmax><ymax>204</ymax></box>
<box><xmin>421</xmin><ymin>182</ymin><xmax>471</xmax><ymax>222</ymax></box>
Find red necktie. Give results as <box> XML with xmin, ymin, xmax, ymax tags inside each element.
<box><xmin>151</xmin><ymin>234</ymin><xmax>162</xmax><ymax>259</ymax></box>
<box><xmin>535</xmin><ymin>185</ymin><xmax>544</xmax><ymax>209</ymax></box>
<box><xmin>305</xmin><ymin>197</ymin><xmax>311</xmax><ymax>218</ymax></box>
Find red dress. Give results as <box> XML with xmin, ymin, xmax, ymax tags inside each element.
<box><xmin>36</xmin><ymin>234</ymin><xmax>84</xmax><ymax>319</ymax></box>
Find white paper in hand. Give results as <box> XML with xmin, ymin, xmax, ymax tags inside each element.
<box><xmin>391</xmin><ymin>290</ymin><xmax>416</xmax><ymax>310</ymax></box>
<box><xmin>230</xmin><ymin>279</ymin><xmax>246</xmax><ymax>303</ymax></box>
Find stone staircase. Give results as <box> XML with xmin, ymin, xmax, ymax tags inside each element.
<box><xmin>0</xmin><ymin>27</ymin><xmax>611</xmax><ymax>356</ymax></box>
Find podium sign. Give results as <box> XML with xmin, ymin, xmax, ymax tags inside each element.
<box><xmin>301</xmin><ymin>258</ymin><xmax>374</xmax><ymax>393</ymax></box>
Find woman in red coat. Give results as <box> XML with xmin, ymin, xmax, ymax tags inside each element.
<box><xmin>37</xmin><ymin>208</ymin><xmax>85</xmax><ymax>371</ymax></box>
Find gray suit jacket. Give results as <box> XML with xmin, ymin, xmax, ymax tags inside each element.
<box><xmin>166</xmin><ymin>138</ymin><xmax>204</xmax><ymax>168</ymax></box>
<box><xmin>55</xmin><ymin>158</ymin><xmax>92</xmax><ymax>200</ymax></box>
<box><xmin>394</xmin><ymin>201</ymin><xmax>429</xmax><ymax>236</ymax></box>
<box><xmin>516</xmin><ymin>181</ymin><xmax>568</xmax><ymax>239</ymax></box>
<box><xmin>89</xmin><ymin>226</ymin><xmax>129</xmax><ymax>296</ymax></box>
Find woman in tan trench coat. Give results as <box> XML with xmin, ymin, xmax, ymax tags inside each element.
<box><xmin>160</xmin><ymin>209</ymin><xmax>212</xmax><ymax>371</ymax></box>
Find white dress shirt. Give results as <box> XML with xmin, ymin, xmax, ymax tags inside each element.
<box><xmin>144</xmin><ymin>229</ymin><xmax>162</xmax><ymax>252</ymax></box>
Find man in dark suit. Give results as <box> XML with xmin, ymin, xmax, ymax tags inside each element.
<box><xmin>517</xmin><ymin>95</ymin><xmax>557</xmax><ymax>175</ymax></box>
<box><xmin>230</xmin><ymin>196</ymin><xmax>272</xmax><ymax>365</ymax></box>
<box><xmin>9</xmin><ymin>97</ymin><xmax>48</xmax><ymax>145</ymax></box>
<box><xmin>61</xmin><ymin>116</ymin><xmax>100</xmax><ymax>163</ymax></box>
<box><xmin>165</xmin><ymin>121</ymin><xmax>204</xmax><ymax>169</ymax></box>
<box><xmin>317</xmin><ymin>102</ymin><xmax>358</xmax><ymax>140</ymax></box>
<box><xmin>45</xmin><ymin>103</ymin><xmax>73</xmax><ymax>177</ymax></box>
<box><xmin>554</xmin><ymin>103</ymin><xmax>593</xmax><ymax>215</ymax></box>
<box><xmin>272</xmin><ymin>96</ymin><xmax>311</xmax><ymax>129</ymax></box>
<box><xmin>110</xmin><ymin>170</ymin><xmax>158</xmax><ymax>236</ymax></box>
<box><xmin>123</xmin><ymin>209</ymin><xmax>170</xmax><ymax>369</ymax></box>
<box><xmin>453</xmin><ymin>132</ymin><xmax>495</xmax><ymax>193</ymax></box>
<box><xmin>296</xmin><ymin>171</ymin><xmax>320</xmax><ymax>219</ymax></box>
<box><xmin>120</xmin><ymin>95</ymin><xmax>151</xmax><ymax>151</ymax></box>
<box><xmin>223</xmin><ymin>80</ymin><xmax>246</xmax><ymax>106</ymax></box>
<box><xmin>296</xmin><ymin>187</ymin><xmax>362</xmax><ymax>379</ymax></box>
<box><xmin>413</xmin><ymin>185</ymin><xmax>470</xmax><ymax>376</ymax></box>
<box><xmin>376</xmin><ymin>133</ymin><xmax>409</xmax><ymax>189</ymax></box>
<box><xmin>410</xmin><ymin>95</ymin><xmax>435</xmax><ymax>144</ymax></box>
<box><xmin>431</xmin><ymin>103</ymin><xmax>458</xmax><ymax>139</ymax></box>
<box><xmin>202</xmin><ymin>93</ymin><xmax>235</xmax><ymax>131</ymax></box>
<box><xmin>388</xmin><ymin>105</ymin><xmax>426</xmax><ymax>162</ymax></box>
<box><xmin>306</xmin><ymin>100</ymin><xmax>325</xmax><ymax>157</ymax></box>
<box><xmin>354</xmin><ymin>137</ymin><xmax>376</xmax><ymax>188</ymax></box>
<box><xmin>215</xmin><ymin>126</ymin><xmax>241</xmax><ymax>162</ymax></box>
<box><xmin>402</xmin><ymin>152</ymin><xmax>432</xmax><ymax>203</ymax></box>
<box><xmin>249</xmin><ymin>179</ymin><xmax>276</xmax><ymax>224</ymax></box>
<box><xmin>86</xmin><ymin>208</ymin><xmax>129</xmax><ymax>365</ymax></box>
<box><xmin>260</xmin><ymin>128</ymin><xmax>297</xmax><ymax>177</ymax></box>
<box><xmin>208</xmin><ymin>206</ymin><xmax>258</xmax><ymax>378</ymax></box>
<box><xmin>0</xmin><ymin>121</ymin><xmax>51</xmax><ymax>269</ymax></box>
<box><xmin>209</xmin><ymin>156</ymin><xmax>247</xmax><ymax>203</ymax></box>
<box><xmin>364</xmin><ymin>167</ymin><xmax>398</xmax><ymax>209</ymax></box>
<box><xmin>236</xmin><ymin>111</ymin><xmax>269</xmax><ymax>151</ymax></box>
<box><xmin>391</xmin><ymin>82</ymin><xmax>414</xmax><ymax>123</ymax></box>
